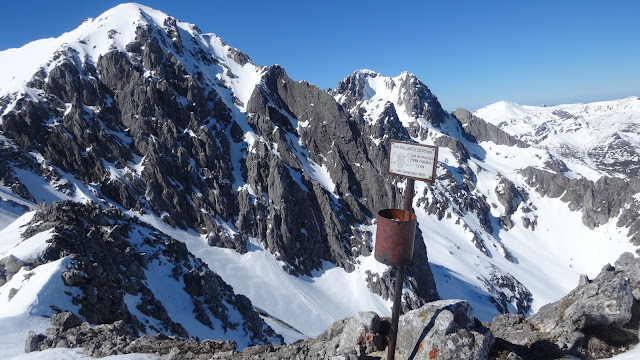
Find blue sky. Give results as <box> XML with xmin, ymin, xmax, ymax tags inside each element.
<box><xmin>1</xmin><ymin>0</ymin><xmax>638</xmax><ymax>110</ymax></box>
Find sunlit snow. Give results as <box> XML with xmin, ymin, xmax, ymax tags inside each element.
<box><xmin>0</xmin><ymin>3</ymin><xmax>639</xmax><ymax>360</ymax></box>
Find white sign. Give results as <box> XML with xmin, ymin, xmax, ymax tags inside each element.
<box><xmin>388</xmin><ymin>140</ymin><xmax>438</xmax><ymax>182</ymax></box>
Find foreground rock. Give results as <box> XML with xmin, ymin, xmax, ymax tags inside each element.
<box><xmin>27</xmin><ymin>310</ymin><xmax>388</xmax><ymax>359</ymax></box>
<box><xmin>491</xmin><ymin>252</ymin><xmax>640</xmax><ymax>359</ymax></box>
<box><xmin>396</xmin><ymin>299</ymin><xmax>493</xmax><ymax>360</ymax></box>
<box><xmin>26</xmin><ymin>301</ymin><xmax>492</xmax><ymax>359</ymax></box>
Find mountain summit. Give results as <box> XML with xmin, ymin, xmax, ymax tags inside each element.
<box><xmin>1</xmin><ymin>3</ymin><xmax>639</xmax><ymax>359</ymax></box>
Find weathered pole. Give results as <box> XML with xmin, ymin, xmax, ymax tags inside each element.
<box><xmin>377</xmin><ymin>140</ymin><xmax>437</xmax><ymax>360</ymax></box>
<box><xmin>387</xmin><ymin>178</ymin><xmax>415</xmax><ymax>360</ymax></box>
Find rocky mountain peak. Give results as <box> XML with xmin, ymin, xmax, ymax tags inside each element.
<box><xmin>1</xmin><ymin>3</ymin><xmax>441</xmax><ymax>340</ymax></box>
<box><xmin>1</xmin><ymin>3</ymin><xmax>640</xmax><ymax>359</ymax></box>
<box><xmin>333</xmin><ymin>69</ymin><xmax>447</xmax><ymax>138</ymax></box>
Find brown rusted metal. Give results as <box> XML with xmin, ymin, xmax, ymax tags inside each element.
<box><xmin>387</xmin><ymin>265</ymin><xmax>405</xmax><ymax>360</ymax></box>
<box><xmin>403</xmin><ymin>178</ymin><xmax>415</xmax><ymax>212</ymax></box>
<box><xmin>374</xmin><ymin>208</ymin><xmax>416</xmax><ymax>267</ymax></box>
<box><xmin>385</xmin><ymin>178</ymin><xmax>416</xmax><ymax>360</ymax></box>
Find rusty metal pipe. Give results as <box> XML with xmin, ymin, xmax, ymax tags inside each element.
<box><xmin>387</xmin><ymin>178</ymin><xmax>415</xmax><ymax>360</ymax></box>
<box><xmin>374</xmin><ymin>209</ymin><xmax>416</xmax><ymax>266</ymax></box>
<box><xmin>387</xmin><ymin>265</ymin><xmax>405</xmax><ymax>360</ymax></box>
<box><xmin>403</xmin><ymin>178</ymin><xmax>415</xmax><ymax>213</ymax></box>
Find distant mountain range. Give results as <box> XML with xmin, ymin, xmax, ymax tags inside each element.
<box><xmin>474</xmin><ymin>97</ymin><xmax>640</xmax><ymax>179</ymax></box>
<box><xmin>0</xmin><ymin>3</ymin><xmax>638</xmax><ymax>358</ymax></box>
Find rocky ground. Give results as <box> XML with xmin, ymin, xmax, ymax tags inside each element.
<box><xmin>24</xmin><ymin>252</ymin><xmax>640</xmax><ymax>359</ymax></box>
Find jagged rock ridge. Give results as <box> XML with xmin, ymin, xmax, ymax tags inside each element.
<box><xmin>0</xmin><ymin>3</ymin><xmax>639</xmax><ymax>356</ymax></box>
<box><xmin>0</xmin><ymin>3</ymin><xmax>439</xmax><ymax>348</ymax></box>
<box><xmin>3</xmin><ymin>201</ymin><xmax>282</xmax><ymax>349</ymax></box>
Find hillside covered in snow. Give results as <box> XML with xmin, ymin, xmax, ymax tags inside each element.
<box><xmin>474</xmin><ymin>97</ymin><xmax>640</xmax><ymax>180</ymax></box>
<box><xmin>0</xmin><ymin>3</ymin><xmax>639</xmax><ymax>359</ymax></box>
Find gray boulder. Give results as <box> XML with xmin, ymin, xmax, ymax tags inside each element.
<box><xmin>50</xmin><ymin>312</ymin><xmax>83</xmax><ymax>331</ymax></box>
<box><xmin>307</xmin><ymin>311</ymin><xmax>384</xmax><ymax>359</ymax></box>
<box><xmin>529</xmin><ymin>265</ymin><xmax>634</xmax><ymax>348</ymax></box>
<box><xmin>615</xmin><ymin>252</ymin><xmax>640</xmax><ymax>300</ymax></box>
<box><xmin>1</xmin><ymin>254</ymin><xmax>25</xmax><ymax>275</ymax></box>
<box><xmin>395</xmin><ymin>299</ymin><xmax>493</xmax><ymax>360</ymax></box>
<box><xmin>338</xmin><ymin>311</ymin><xmax>383</xmax><ymax>354</ymax></box>
<box><xmin>491</xmin><ymin>252</ymin><xmax>640</xmax><ymax>359</ymax></box>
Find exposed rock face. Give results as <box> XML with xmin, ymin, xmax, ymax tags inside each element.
<box><xmin>334</xmin><ymin>70</ymin><xmax>447</xmax><ymax>130</ymax></box>
<box><xmin>21</xmin><ymin>201</ymin><xmax>282</xmax><ymax>346</ymax></box>
<box><xmin>520</xmin><ymin>166</ymin><xmax>640</xmax><ymax>246</ymax></box>
<box><xmin>0</xmin><ymin>6</ymin><xmax>441</xmax><ymax>312</ymax></box>
<box><xmin>452</xmin><ymin>108</ymin><xmax>528</xmax><ymax>148</ymax></box>
<box><xmin>242</xmin><ymin>65</ymin><xmax>389</xmax><ymax>275</ymax></box>
<box><xmin>396</xmin><ymin>299</ymin><xmax>494</xmax><ymax>360</ymax></box>
<box><xmin>491</xmin><ymin>252</ymin><xmax>640</xmax><ymax>359</ymax></box>
<box><xmin>495</xmin><ymin>177</ymin><xmax>522</xmax><ymax>230</ymax></box>
<box><xmin>434</xmin><ymin>134</ymin><xmax>470</xmax><ymax>162</ymax></box>
<box><xmin>241</xmin><ymin>65</ymin><xmax>440</xmax><ymax>304</ymax></box>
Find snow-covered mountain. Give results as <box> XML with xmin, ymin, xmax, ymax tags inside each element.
<box><xmin>0</xmin><ymin>3</ymin><xmax>639</xmax><ymax>359</ymax></box>
<box><xmin>474</xmin><ymin>97</ymin><xmax>640</xmax><ymax>180</ymax></box>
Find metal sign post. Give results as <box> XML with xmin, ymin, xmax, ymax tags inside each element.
<box><xmin>375</xmin><ymin>140</ymin><xmax>438</xmax><ymax>360</ymax></box>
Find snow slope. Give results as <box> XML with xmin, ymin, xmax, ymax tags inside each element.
<box><xmin>1</xmin><ymin>3</ymin><xmax>639</xmax><ymax>359</ymax></box>
<box><xmin>474</xmin><ymin>97</ymin><xmax>640</xmax><ymax>180</ymax></box>
<box><xmin>336</xmin><ymin>71</ymin><xmax>639</xmax><ymax>319</ymax></box>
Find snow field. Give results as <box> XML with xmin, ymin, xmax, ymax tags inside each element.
<box><xmin>124</xmin><ymin>211</ymin><xmax>392</xmax><ymax>343</ymax></box>
<box><xmin>474</xmin><ymin>97</ymin><xmax>640</xmax><ymax>180</ymax></box>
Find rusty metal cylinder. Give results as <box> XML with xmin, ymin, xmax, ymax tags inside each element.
<box><xmin>374</xmin><ymin>208</ymin><xmax>416</xmax><ymax>266</ymax></box>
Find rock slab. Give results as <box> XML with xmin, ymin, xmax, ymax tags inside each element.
<box><xmin>395</xmin><ymin>299</ymin><xmax>493</xmax><ymax>360</ymax></box>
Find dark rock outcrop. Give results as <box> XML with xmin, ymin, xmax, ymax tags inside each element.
<box><xmin>452</xmin><ymin>108</ymin><xmax>528</xmax><ymax>148</ymax></box>
<box><xmin>20</xmin><ymin>201</ymin><xmax>282</xmax><ymax>346</ymax></box>
<box><xmin>495</xmin><ymin>177</ymin><xmax>522</xmax><ymax>230</ymax></box>
<box><xmin>520</xmin><ymin>167</ymin><xmax>640</xmax><ymax>247</ymax></box>
<box><xmin>240</xmin><ymin>65</ymin><xmax>440</xmax><ymax>305</ymax></box>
